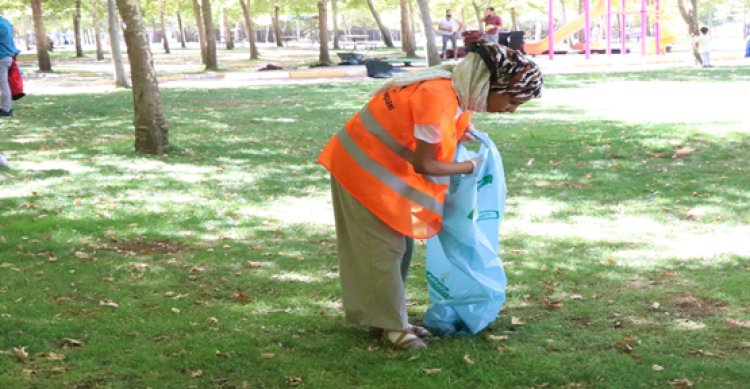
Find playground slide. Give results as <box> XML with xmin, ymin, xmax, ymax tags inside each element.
<box><xmin>524</xmin><ymin>0</ymin><xmax>607</xmax><ymax>55</ymax></box>
<box><xmin>645</xmin><ymin>23</ymin><xmax>680</xmax><ymax>54</ymax></box>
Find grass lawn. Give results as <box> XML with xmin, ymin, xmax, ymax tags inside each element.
<box><xmin>1</xmin><ymin>64</ymin><xmax>749</xmax><ymax>388</ymax></box>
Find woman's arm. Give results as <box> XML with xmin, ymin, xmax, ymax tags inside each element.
<box><xmin>411</xmin><ymin>140</ymin><xmax>474</xmax><ymax>176</ymax></box>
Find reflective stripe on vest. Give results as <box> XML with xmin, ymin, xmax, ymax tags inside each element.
<box><xmin>358</xmin><ymin>106</ymin><xmax>451</xmax><ymax>186</ymax></box>
<box><xmin>336</xmin><ymin>127</ymin><xmax>444</xmax><ymax>216</ymax></box>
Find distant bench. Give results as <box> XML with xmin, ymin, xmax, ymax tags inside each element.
<box><xmin>340</xmin><ymin>34</ymin><xmax>377</xmax><ymax>50</ymax></box>
<box><xmin>380</xmin><ymin>57</ymin><xmax>426</xmax><ymax>67</ymax></box>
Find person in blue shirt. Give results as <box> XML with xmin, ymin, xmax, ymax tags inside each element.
<box><xmin>0</xmin><ymin>15</ymin><xmax>18</xmax><ymax>117</ymax></box>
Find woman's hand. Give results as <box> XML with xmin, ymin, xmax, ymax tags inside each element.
<box><xmin>412</xmin><ymin>140</ymin><xmax>475</xmax><ymax>176</ymax></box>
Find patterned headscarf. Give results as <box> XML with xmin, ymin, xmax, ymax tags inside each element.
<box><xmin>371</xmin><ymin>32</ymin><xmax>543</xmax><ymax>112</ymax></box>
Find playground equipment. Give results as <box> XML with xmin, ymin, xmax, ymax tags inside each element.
<box><xmin>523</xmin><ymin>0</ymin><xmax>680</xmax><ymax>59</ymax></box>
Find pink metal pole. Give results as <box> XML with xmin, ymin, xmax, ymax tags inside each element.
<box><xmin>641</xmin><ymin>0</ymin><xmax>647</xmax><ymax>55</ymax></box>
<box><xmin>584</xmin><ymin>0</ymin><xmax>591</xmax><ymax>59</ymax></box>
<box><xmin>606</xmin><ymin>0</ymin><xmax>612</xmax><ymax>55</ymax></box>
<box><xmin>621</xmin><ymin>0</ymin><xmax>626</xmax><ymax>55</ymax></box>
<box><xmin>549</xmin><ymin>0</ymin><xmax>555</xmax><ymax>59</ymax></box>
<box><xmin>655</xmin><ymin>0</ymin><xmax>661</xmax><ymax>54</ymax></box>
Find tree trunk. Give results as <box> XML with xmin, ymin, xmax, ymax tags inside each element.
<box><xmin>177</xmin><ymin>12</ymin><xmax>186</xmax><ymax>48</ymax></box>
<box><xmin>115</xmin><ymin>0</ymin><xmax>170</xmax><ymax>154</ymax></box>
<box><xmin>365</xmin><ymin>0</ymin><xmax>394</xmax><ymax>48</ymax></box>
<box><xmin>677</xmin><ymin>0</ymin><xmax>702</xmax><ymax>64</ymax></box>
<box><xmin>318</xmin><ymin>0</ymin><xmax>330</xmax><ymax>63</ymax></box>
<box><xmin>560</xmin><ymin>0</ymin><xmax>568</xmax><ymax>25</ymax></box>
<box><xmin>272</xmin><ymin>5</ymin><xmax>283</xmax><ymax>47</ymax></box>
<box><xmin>472</xmin><ymin>1</ymin><xmax>483</xmax><ymax>31</ymax></box>
<box><xmin>223</xmin><ymin>8</ymin><xmax>234</xmax><ymax>49</ymax></box>
<box><xmin>400</xmin><ymin>0</ymin><xmax>416</xmax><ymax>57</ymax></box>
<box><xmin>510</xmin><ymin>8</ymin><xmax>518</xmax><ymax>31</ymax></box>
<box><xmin>409</xmin><ymin>0</ymin><xmax>417</xmax><ymax>41</ymax></box>
<box><xmin>160</xmin><ymin>10</ymin><xmax>171</xmax><ymax>54</ymax></box>
<box><xmin>332</xmin><ymin>0</ymin><xmax>340</xmax><ymax>49</ymax></box>
<box><xmin>31</xmin><ymin>0</ymin><xmax>52</xmax><ymax>71</ymax></box>
<box><xmin>202</xmin><ymin>0</ymin><xmax>218</xmax><ymax>70</ymax></box>
<box><xmin>74</xmin><ymin>0</ymin><xmax>84</xmax><ymax>57</ymax></box>
<box><xmin>93</xmin><ymin>0</ymin><xmax>105</xmax><ymax>60</ymax></box>
<box><xmin>107</xmin><ymin>0</ymin><xmax>129</xmax><ymax>87</ymax></box>
<box><xmin>192</xmin><ymin>0</ymin><xmax>208</xmax><ymax>64</ymax></box>
<box><xmin>240</xmin><ymin>0</ymin><xmax>260</xmax><ymax>59</ymax></box>
<box><xmin>415</xmin><ymin>0</ymin><xmax>440</xmax><ymax>65</ymax></box>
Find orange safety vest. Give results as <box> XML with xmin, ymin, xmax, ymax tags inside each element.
<box><xmin>318</xmin><ymin>79</ymin><xmax>473</xmax><ymax>239</ymax></box>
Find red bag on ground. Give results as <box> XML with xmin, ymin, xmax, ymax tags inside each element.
<box><xmin>9</xmin><ymin>56</ymin><xmax>25</xmax><ymax>100</ymax></box>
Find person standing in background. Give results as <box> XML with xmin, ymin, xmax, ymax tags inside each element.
<box><xmin>437</xmin><ymin>9</ymin><xmax>462</xmax><ymax>61</ymax></box>
<box><xmin>0</xmin><ymin>14</ymin><xmax>17</xmax><ymax>117</ymax></box>
<box><xmin>483</xmin><ymin>8</ymin><xmax>503</xmax><ymax>44</ymax></box>
<box><xmin>697</xmin><ymin>26</ymin><xmax>712</xmax><ymax>68</ymax></box>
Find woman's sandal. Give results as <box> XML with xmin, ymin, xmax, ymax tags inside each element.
<box><xmin>370</xmin><ymin>325</ymin><xmax>431</xmax><ymax>339</ymax></box>
<box><xmin>382</xmin><ymin>328</ymin><xmax>428</xmax><ymax>350</ymax></box>
<box><xmin>410</xmin><ymin>325</ymin><xmax>432</xmax><ymax>338</ymax></box>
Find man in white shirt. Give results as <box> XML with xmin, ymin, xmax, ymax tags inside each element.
<box><xmin>437</xmin><ymin>10</ymin><xmax>462</xmax><ymax>60</ymax></box>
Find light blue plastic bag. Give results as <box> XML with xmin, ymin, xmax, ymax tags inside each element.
<box><xmin>423</xmin><ymin>131</ymin><xmax>507</xmax><ymax>336</ymax></box>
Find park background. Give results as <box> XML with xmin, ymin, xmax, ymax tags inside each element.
<box><xmin>1</xmin><ymin>0</ymin><xmax>750</xmax><ymax>388</ymax></box>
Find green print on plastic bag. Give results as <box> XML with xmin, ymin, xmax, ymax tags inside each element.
<box><xmin>477</xmin><ymin>174</ymin><xmax>493</xmax><ymax>190</ymax></box>
<box><xmin>466</xmin><ymin>209</ymin><xmax>499</xmax><ymax>220</ymax></box>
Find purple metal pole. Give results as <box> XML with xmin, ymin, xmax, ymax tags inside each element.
<box><xmin>606</xmin><ymin>0</ymin><xmax>612</xmax><ymax>55</ymax></box>
<box><xmin>549</xmin><ymin>0</ymin><xmax>555</xmax><ymax>59</ymax></box>
<box><xmin>621</xmin><ymin>0</ymin><xmax>626</xmax><ymax>55</ymax></box>
<box><xmin>641</xmin><ymin>0</ymin><xmax>647</xmax><ymax>55</ymax></box>
<box><xmin>585</xmin><ymin>0</ymin><xmax>591</xmax><ymax>59</ymax></box>
<box><xmin>655</xmin><ymin>0</ymin><xmax>661</xmax><ymax>54</ymax></box>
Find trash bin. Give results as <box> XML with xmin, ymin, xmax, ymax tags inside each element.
<box><xmin>337</xmin><ymin>52</ymin><xmax>365</xmax><ymax>65</ymax></box>
<box><xmin>364</xmin><ymin>59</ymin><xmax>394</xmax><ymax>78</ymax></box>
<box><xmin>497</xmin><ymin>31</ymin><xmax>525</xmax><ymax>53</ymax></box>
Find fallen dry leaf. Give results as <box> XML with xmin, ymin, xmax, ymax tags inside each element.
<box><xmin>286</xmin><ymin>376</ymin><xmax>303</xmax><ymax>386</ymax></box>
<box><xmin>215</xmin><ymin>350</ymin><xmax>233</xmax><ymax>358</ymax></box>
<box><xmin>171</xmin><ymin>307</ymin><xmax>181</xmax><ymax>314</ymax></box>
<box><xmin>543</xmin><ymin>299</ymin><xmax>564</xmax><ymax>310</ymax></box>
<box><xmin>245</xmin><ymin>261</ymin><xmax>262</xmax><ymax>269</ymax></box>
<box><xmin>34</xmin><ymin>352</ymin><xmax>65</xmax><ymax>361</ymax></box>
<box><xmin>206</xmin><ymin>317</ymin><xmax>219</xmax><ymax>326</ymax></box>
<box><xmin>463</xmin><ymin>354</ymin><xmax>475</xmax><ymax>364</ymax></box>
<box><xmin>58</xmin><ymin>338</ymin><xmax>84</xmax><ymax>349</ymax></box>
<box><xmin>190</xmin><ymin>264</ymin><xmax>207</xmax><ymax>274</ymax></box>
<box><xmin>651</xmin><ymin>302</ymin><xmax>661</xmax><ymax>310</ymax></box>
<box><xmin>261</xmin><ymin>352</ymin><xmax>275</xmax><ymax>358</ymax></box>
<box><xmin>615</xmin><ymin>336</ymin><xmax>639</xmax><ymax>353</ymax></box>
<box><xmin>1</xmin><ymin>262</ymin><xmax>15</xmax><ymax>267</ymax></box>
<box><xmin>232</xmin><ymin>292</ymin><xmax>251</xmax><ymax>302</ymax></box>
<box><xmin>49</xmin><ymin>366</ymin><xmax>67</xmax><ymax>374</ymax></box>
<box><xmin>672</xmin><ymin>148</ymin><xmax>697</xmax><ymax>159</ymax></box>
<box><xmin>669</xmin><ymin>378</ymin><xmax>694</xmax><ymax>388</ymax></box>
<box><xmin>569</xmin><ymin>294</ymin><xmax>585</xmax><ymax>301</ymax></box>
<box><xmin>511</xmin><ymin>317</ymin><xmax>525</xmax><ymax>325</ymax></box>
<box><xmin>74</xmin><ymin>251</ymin><xmax>90</xmax><ymax>259</ymax></box>
<box><xmin>422</xmin><ymin>368</ymin><xmax>442</xmax><ymax>374</ymax></box>
<box><xmin>488</xmin><ymin>335</ymin><xmax>509</xmax><ymax>341</ymax></box>
<box><xmin>183</xmin><ymin>368</ymin><xmax>204</xmax><ymax>378</ymax></box>
<box><xmin>725</xmin><ymin>318</ymin><xmax>750</xmax><ymax>329</ymax></box>
<box><xmin>12</xmin><ymin>346</ymin><xmax>29</xmax><ymax>362</ymax></box>
<box><xmin>99</xmin><ymin>299</ymin><xmax>119</xmax><ymax>308</ymax></box>
<box><xmin>652</xmin><ymin>364</ymin><xmax>664</xmax><ymax>371</ymax></box>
